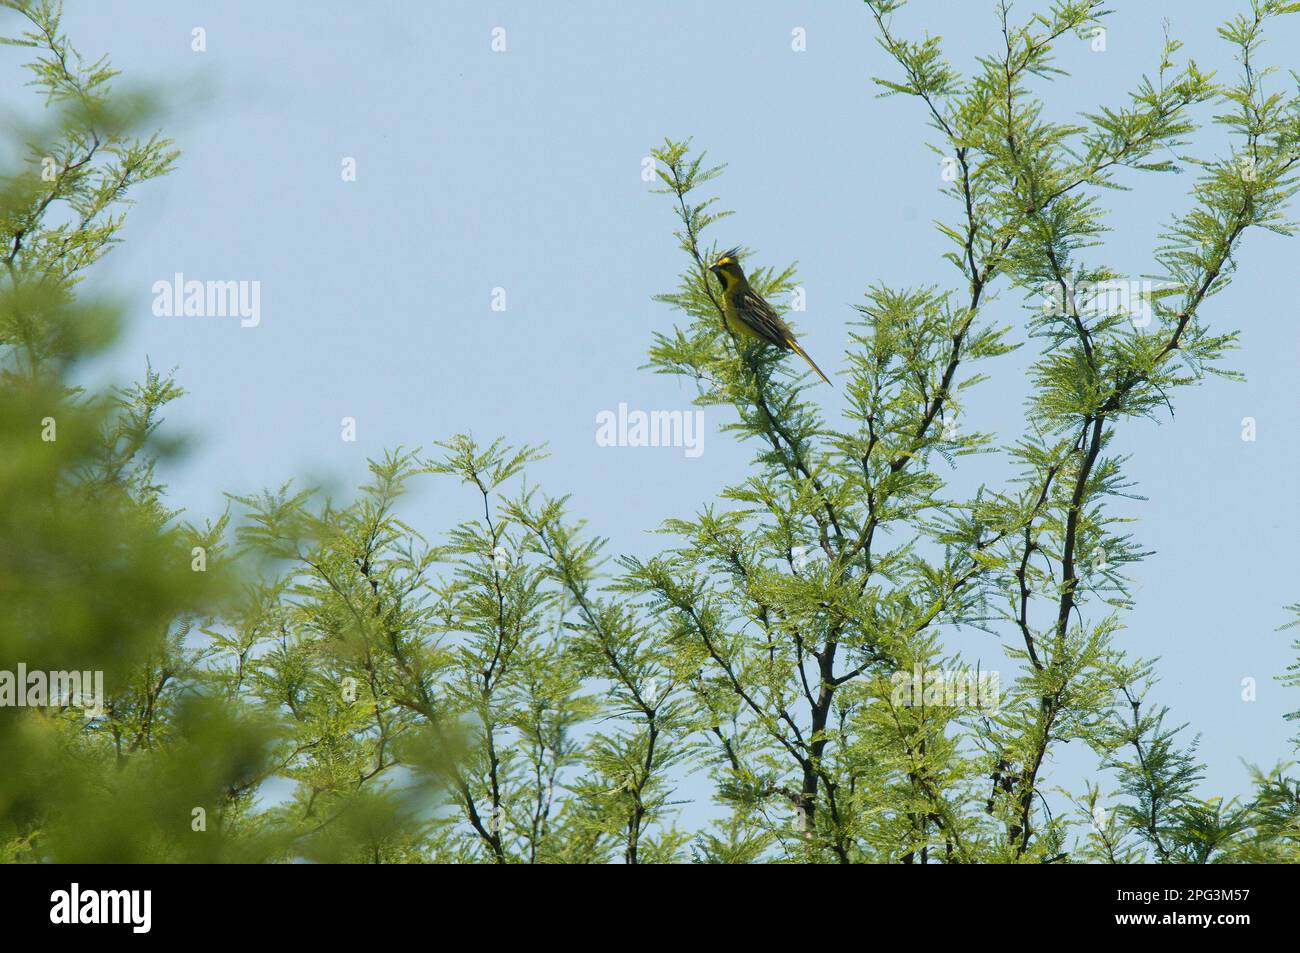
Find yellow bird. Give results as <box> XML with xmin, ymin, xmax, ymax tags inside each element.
<box><xmin>707</xmin><ymin>248</ymin><xmax>832</xmax><ymax>387</ymax></box>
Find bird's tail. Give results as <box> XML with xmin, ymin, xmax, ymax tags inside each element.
<box><xmin>787</xmin><ymin>338</ymin><xmax>833</xmax><ymax>388</ymax></box>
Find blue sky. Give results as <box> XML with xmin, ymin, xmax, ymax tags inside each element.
<box><xmin>8</xmin><ymin>0</ymin><xmax>1300</xmax><ymax>817</ymax></box>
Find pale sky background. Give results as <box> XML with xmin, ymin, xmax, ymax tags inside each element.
<box><xmin>6</xmin><ymin>1</ymin><xmax>1300</xmax><ymax>828</ymax></box>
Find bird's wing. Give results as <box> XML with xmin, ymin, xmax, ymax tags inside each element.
<box><xmin>740</xmin><ymin>289</ymin><xmax>833</xmax><ymax>387</ymax></box>
<box><xmin>737</xmin><ymin>289</ymin><xmax>795</xmax><ymax>348</ymax></box>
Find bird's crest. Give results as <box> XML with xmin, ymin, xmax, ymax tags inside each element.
<box><xmin>713</xmin><ymin>246</ymin><xmax>742</xmax><ymax>268</ymax></box>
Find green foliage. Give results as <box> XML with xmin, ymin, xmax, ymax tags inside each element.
<box><xmin>6</xmin><ymin>0</ymin><xmax>1300</xmax><ymax>864</ymax></box>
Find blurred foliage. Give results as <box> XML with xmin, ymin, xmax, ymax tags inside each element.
<box><xmin>0</xmin><ymin>0</ymin><xmax>285</xmax><ymax>862</ymax></box>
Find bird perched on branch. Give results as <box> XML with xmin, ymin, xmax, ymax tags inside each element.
<box><xmin>707</xmin><ymin>248</ymin><xmax>832</xmax><ymax>387</ymax></box>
